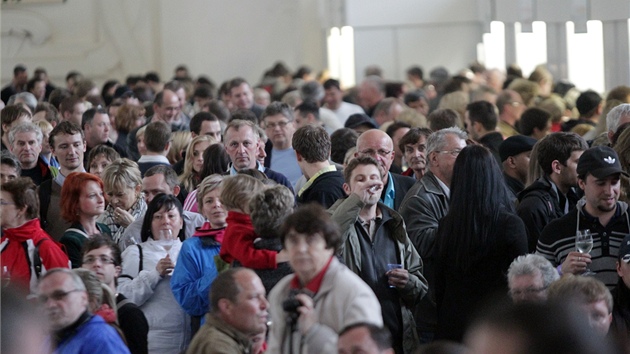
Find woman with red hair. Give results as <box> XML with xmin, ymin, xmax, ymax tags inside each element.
<box><xmin>60</xmin><ymin>172</ymin><xmax>111</xmax><ymax>268</ymax></box>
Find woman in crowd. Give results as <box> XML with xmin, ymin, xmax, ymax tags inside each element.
<box><xmin>0</xmin><ymin>177</ymin><xmax>69</xmax><ymax>292</ymax></box>
<box><xmin>60</xmin><ymin>172</ymin><xmax>111</xmax><ymax>268</ymax></box>
<box><xmin>87</xmin><ymin>144</ymin><xmax>120</xmax><ymax>179</ymax></box>
<box><xmin>182</xmin><ymin>144</ymin><xmax>230</xmax><ymax>212</ymax></box>
<box><xmin>114</xmin><ymin>103</ymin><xmax>146</xmax><ymax>151</ymax></box>
<box><xmin>267</xmin><ymin>204</ymin><xmax>383</xmax><ymax>353</ymax></box>
<box><xmin>98</xmin><ymin>158</ymin><xmax>146</xmax><ymax>245</ymax></box>
<box><xmin>167</xmin><ymin>131</ymin><xmax>192</xmax><ymax>165</ymax></box>
<box><xmin>171</xmin><ymin>174</ymin><xmax>226</xmax><ymax>334</ymax></box>
<box><xmin>118</xmin><ymin>194</ymin><xmax>190</xmax><ymax>354</ymax></box>
<box><xmin>179</xmin><ymin>135</ymin><xmax>216</xmax><ymax>196</ymax></box>
<box><xmin>219</xmin><ymin>174</ymin><xmax>288</xmax><ymax>268</ymax></box>
<box><xmin>434</xmin><ymin>145</ymin><xmax>528</xmax><ymax>341</ymax></box>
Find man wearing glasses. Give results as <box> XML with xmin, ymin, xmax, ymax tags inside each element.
<box><xmin>398</xmin><ymin>127</ymin><xmax>467</xmax><ymax>344</ymax></box>
<box><xmin>355</xmin><ymin>129</ymin><xmax>416</xmax><ymax>211</ymax></box>
<box><xmin>261</xmin><ymin>102</ymin><xmax>302</xmax><ymax>188</ymax></box>
<box><xmin>36</xmin><ymin>268</ymin><xmax>130</xmax><ymax>353</ymax></box>
<box><xmin>507</xmin><ymin>254</ymin><xmax>559</xmax><ymax>303</ymax></box>
<box><xmin>81</xmin><ymin>234</ymin><xmax>149</xmax><ymax>354</ymax></box>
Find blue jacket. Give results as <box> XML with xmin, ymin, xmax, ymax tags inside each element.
<box><xmin>170</xmin><ymin>235</ymin><xmax>221</xmax><ymax>316</ymax></box>
<box><xmin>54</xmin><ymin>315</ymin><xmax>130</xmax><ymax>354</ymax></box>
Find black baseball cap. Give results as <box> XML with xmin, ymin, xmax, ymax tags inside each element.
<box><xmin>577</xmin><ymin>146</ymin><xmax>629</xmax><ymax>179</ymax></box>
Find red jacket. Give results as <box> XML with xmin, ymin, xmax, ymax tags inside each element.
<box><xmin>219</xmin><ymin>211</ymin><xmax>277</xmax><ymax>269</ymax></box>
<box><xmin>0</xmin><ymin>218</ymin><xmax>70</xmax><ymax>292</ymax></box>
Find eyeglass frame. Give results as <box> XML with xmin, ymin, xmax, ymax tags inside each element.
<box><xmin>435</xmin><ymin>149</ymin><xmax>462</xmax><ymax>157</ymax></box>
<box><xmin>358</xmin><ymin>149</ymin><xmax>393</xmax><ymax>158</ymax></box>
<box><xmin>508</xmin><ymin>285</ymin><xmax>548</xmax><ymax>298</ymax></box>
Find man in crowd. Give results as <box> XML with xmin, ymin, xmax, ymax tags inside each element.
<box><xmin>229</xmin><ymin>78</ymin><xmax>264</xmax><ymax>119</ymax></box>
<box><xmin>355</xmin><ymin>129</ymin><xmax>416</xmax><ymax>210</ymax></box>
<box><xmin>323</xmin><ymin>78</ymin><xmax>364</xmax><ymax>126</ymax></box>
<box><xmin>562</xmin><ymin>90</ymin><xmax>602</xmax><ymax>132</ymax></box>
<box><xmin>606</xmin><ymin>103</ymin><xmax>630</xmax><ymax>144</ymax></box>
<box><xmin>464</xmin><ymin>100</ymin><xmax>503</xmax><ymax>165</ymax></box>
<box><xmin>537</xmin><ymin>146</ymin><xmax>628</xmax><ymax>289</ymax></box>
<box><xmin>398</xmin><ymin>127</ymin><xmax>467</xmax><ymax>343</ymax></box>
<box><xmin>119</xmin><ymin>165</ymin><xmax>205</xmax><ymax>250</ymax></box>
<box><xmin>136</xmin><ymin>121</ymin><xmax>172</xmax><ymax>176</ymax></box>
<box><xmin>518</xmin><ymin>132</ymin><xmax>587</xmax><ymax>252</ymax></box>
<box><xmin>338</xmin><ymin>323</ymin><xmax>395</xmax><ymax>354</ymax></box>
<box><xmin>9</xmin><ymin>122</ymin><xmax>51</xmax><ymax>185</ymax></box>
<box><xmin>223</xmin><ymin>119</ymin><xmax>293</xmax><ymax>190</ymax></box>
<box><xmin>82</xmin><ymin>107</ymin><xmax>127</xmax><ymax>166</ymax></box>
<box><xmin>187</xmin><ymin>268</ymin><xmax>269</xmax><ymax>354</ymax></box>
<box><xmin>81</xmin><ymin>235</ymin><xmax>149</xmax><ymax>354</ymax></box>
<box><xmin>293</xmin><ymin>124</ymin><xmax>345</xmax><ymax>208</ymax></box>
<box><xmin>548</xmin><ymin>275</ymin><xmax>613</xmax><ymax>337</ymax></box>
<box><xmin>499</xmin><ymin>135</ymin><xmax>537</xmax><ymax>198</ymax></box>
<box><xmin>358</xmin><ymin>76</ymin><xmax>385</xmax><ymax>118</ymax></box>
<box><xmin>36</xmin><ymin>268</ymin><xmax>130</xmax><ymax>353</ymax></box>
<box><xmin>507</xmin><ymin>254</ymin><xmax>559</xmax><ymax>303</ymax></box>
<box><xmin>1</xmin><ymin>64</ymin><xmax>28</xmax><ymax>104</ymax></box>
<box><xmin>496</xmin><ymin>89</ymin><xmax>525</xmax><ymax>138</ymax></box>
<box><xmin>398</xmin><ymin>127</ymin><xmax>432</xmax><ymax>180</ymax></box>
<box><xmin>329</xmin><ymin>156</ymin><xmax>427</xmax><ymax>354</ymax></box>
<box><xmin>128</xmin><ymin>89</ymin><xmax>181</xmax><ymax>160</ymax></box>
<box><xmin>0</xmin><ymin>150</ymin><xmax>20</xmax><ymax>183</ymax></box>
<box><xmin>261</xmin><ymin>102</ymin><xmax>302</xmax><ymax>187</ymax></box>
<box><xmin>1</xmin><ymin>104</ymin><xmax>32</xmax><ymax>150</ymax></box>
<box><xmin>59</xmin><ymin>96</ymin><xmax>87</xmax><ymax>127</ymax></box>
<box><xmin>38</xmin><ymin>121</ymin><xmax>86</xmax><ymax>240</ymax></box>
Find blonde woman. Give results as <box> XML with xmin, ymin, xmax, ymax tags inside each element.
<box><xmin>98</xmin><ymin>158</ymin><xmax>147</xmax><ymax>245</ymax></box>
<box><xmin>178</xmin><ymin>135</ymin><xmax>216</xmax><ymax>194</ymax></box>
<box><xmin>167</xmin><ymin>131</ymin><xmax>192</xmax><ymax>165</ymax></box>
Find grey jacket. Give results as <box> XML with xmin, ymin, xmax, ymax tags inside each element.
<box><xmin>328</xmin><ymin>194</ymin><xmax>428</xmax><ymax>354</ymax></box>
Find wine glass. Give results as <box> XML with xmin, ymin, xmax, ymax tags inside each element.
<box><xmin>575</xmin><ymin>229</ymin><xmax>595</xmax><ymax>276</ymax></box>
<box><xmin>159</xmin><ymin>229</ymin><xmax>175</xmax><ymax>257</ymax></box>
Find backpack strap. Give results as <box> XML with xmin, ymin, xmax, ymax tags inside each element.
<box><xmin>32</xmin><ymin>238</ymin><xmax>47</xmax><ymax>279</ymax></box>
<box><xmin>137</xmin><ymin>244</ymin><xmax>143</xmax><ymax>273</ymax></box>
<box><xmin>38</xmin><ymin>180</ymin><xmax>53</xmax><ymax>230</ymax></box>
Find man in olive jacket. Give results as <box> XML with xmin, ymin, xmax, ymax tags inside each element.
<box><xmin>328</xmin><ymin>156</ymin><xmax>428</xmax><ymax>354</ymax></box>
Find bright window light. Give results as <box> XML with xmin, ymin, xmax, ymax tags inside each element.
<box><xmin>566</xmin><ymin>20</ymin><xmax>604</xmax><ymax>93</ymax></box>
<box><xmin>327</xmin><ymin>26</ymin><xmax>356</xmax><ymax>89</ymax></box>
<box><xmin>515</xmin><ymin>21</ymin><xmax>547</xmax><ymax>77</ymax></box>
<box><xmin>480</xmin><ymin>21</ymin><xmax>506</xmax><ymax>71</ymax></box>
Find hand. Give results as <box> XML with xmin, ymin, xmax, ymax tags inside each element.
<box><xmin>295</xmin><ymin>293</ymin><xmax>318</xmax><ymax>335</ymax></box>
<box><xmin>156</xmin><ymin>254</ymin><xmax>175</xmax><ymax>276</ymax></box>
<box><xmin>352</xmin><ymin>180</ymin><xmax>383</xmax><ymax>204</ymax></box>
<box><xmin>387</xmin><ymin>268</ymin><xmax>409</xmax><ymax>289</ymax></box>
<box><xmin>560</xmin><ymin>251</ymin><xmax>592</xmax><ymax>275</ymax></box>
<box><xmin>276</xmin><ymin>249</ymin><xmax>289</xmax><ymax>264</ymax></box>
<box><xmin>113</xmin><ymin>207</ymin><xmax>134</xmax><ymax>228</ymax></box>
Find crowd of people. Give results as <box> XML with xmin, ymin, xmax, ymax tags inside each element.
<box><xmin>2</xmin><ymin>61</ymin><xmax>630</xmax><ymax>354</ymax></box>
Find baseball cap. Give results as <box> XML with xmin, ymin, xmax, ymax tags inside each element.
<box><xmin>577</xmin><ymin>146</ymin><xmax>629</xmax><ymax>179</ymax></box>
<box><xmin>345</xmin><ymin>113</ymin><xmax>378</xmax><ymax>130</ymax></box>
<box><xmin>499</xmin><ymin>135</ymin><xmax>537</xmax><ymax>162</ymax></box>
<box><xmin>619</xmin><ymin>234</ymin><xmax>630</xmax><ymax>263</ymax></box>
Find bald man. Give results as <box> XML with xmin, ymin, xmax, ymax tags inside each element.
<box><xmin>354</xmin><ymin>129</ymin><xmax>415</xmax><ymax>210</ymax></box>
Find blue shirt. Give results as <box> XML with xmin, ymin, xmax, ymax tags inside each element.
<box><xmin>381</xmin><ymin>172</ymin><xmax>396</xmax><ymax>209</ymax></box>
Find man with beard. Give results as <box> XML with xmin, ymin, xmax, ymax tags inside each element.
<box><xmin>537</xmin><ymin>146</ymin><xmax>629</xmax><ymax>289</ymax></box>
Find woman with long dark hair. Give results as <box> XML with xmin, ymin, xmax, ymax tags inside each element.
<box><xmin>434</xmin><ymin>145</ymin><xmax>528</xmax><ymax>342</ymax></box>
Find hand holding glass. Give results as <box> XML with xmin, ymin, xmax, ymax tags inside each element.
<box><xmin>575</xmin><ymin>229</ymin><xmax>595</xmax><ymax>276</ymax></box>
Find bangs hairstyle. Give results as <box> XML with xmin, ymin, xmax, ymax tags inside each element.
<box><xmin>101</xmin><ymin>158</ymin><xmax>142</xmax><ymax>193</ymax></box>
<box><xmin>196</xmin><ymin>174</ymin><xmax>224</xmax><ymax>206</ymax></box>
<box><xmin>60</xmin><ymin>172</ymin><xmax>104</xmax><ymax>223</ymax></box>
<box><xmin>280</xmin><ymin>204</ymin><xmax>342</xmax><ymax>252</ymax></box>
<box><xmin>220</xmin><ymin>174</ymin><xmax>265</xmax><ymax>212</ymax></box>
<box><xmin>87</xmin><ymin>144</ymin><xmax>120</xmax><ymax>169</ymax></box>
<box><xmin>1</xmin><ymin>177</ymin><xmax>39</xmax><ymax>220</ymax></box>
<box><xmin>140</xmin><ymin>193</ymin><xmax>185</xmax><ymax>242</ymax></box>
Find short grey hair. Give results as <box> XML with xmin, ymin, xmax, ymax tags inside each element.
<box><xmin>362</xmin><ymin>75</ymin><xmax>385</xmax><ymax>94</ymax></box>
<box><xmin>8</xmin><ymin>92</ymin><xmax>37</xmax><ymax>113</ymax></box>
<box><xmin>8</xmin><ymin>122</ymin><xmax>43</xmax><ymax>147</ymax></box>
<box><xmin>606</xmin><ymin>103</ymin><xmax>630</xmax><ymax>133</ymax></box>
<box><xmin>39</xmin><ymin>268</ymin><xmax>87</xmax><ymax>292</ymax></box>
<box><xmin>507</xmin><ymin>254</ymin><xmax>559</xmax><ymax>288</ymax></box>
<box><xmin>300</xmin><ymin>81</ymin><xmax>325</xmax><ymax>102</ymax></box>
<box><xmin>426</xmin><ymin>126</ymin><xmax>467</xmax><ymax>156</ymax></box>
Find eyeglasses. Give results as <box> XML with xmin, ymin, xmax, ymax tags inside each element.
<box><xmin>436</xmin><ymin>149</ymin><xmax>462</xmax><ymax>157</ymax></box>
<box><xmin>37</xmin><ymin>289</ymin><xmax>82</xmax><ymax>303</ymax></box>
<box><xmin>509</xmin><ymin>286</ymin><xmax>548</xmax><ymax>298</ymax></box>
<box><xmin>82</xmin><ymin>255</ymin><xmax>116</xmax><ymax>265</ymax></box>
<box><xmin>265</xmin><ymin>120</ymin><xmax>291</xmax><ymax>129</ymax></box>
<box><xmin>359</xmin><ymin>149</ymin><xmax>392</xmax><ymax>158</ymax></box>
<box><xmin>0</xmin><ymin>201</ymin><xmax>15</xmax><ymax>206</ymax></box>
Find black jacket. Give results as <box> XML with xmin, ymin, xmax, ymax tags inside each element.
<box><xmin>517</xmin><ymin>176</ymin><xmax>580</xmax><ymax>252</ymax></box>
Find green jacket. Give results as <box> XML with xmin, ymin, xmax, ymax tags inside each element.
<box><xmin>328</xmin><ymin>193</ymin><xmax>428</xmax><ymax>354</ymax></box>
